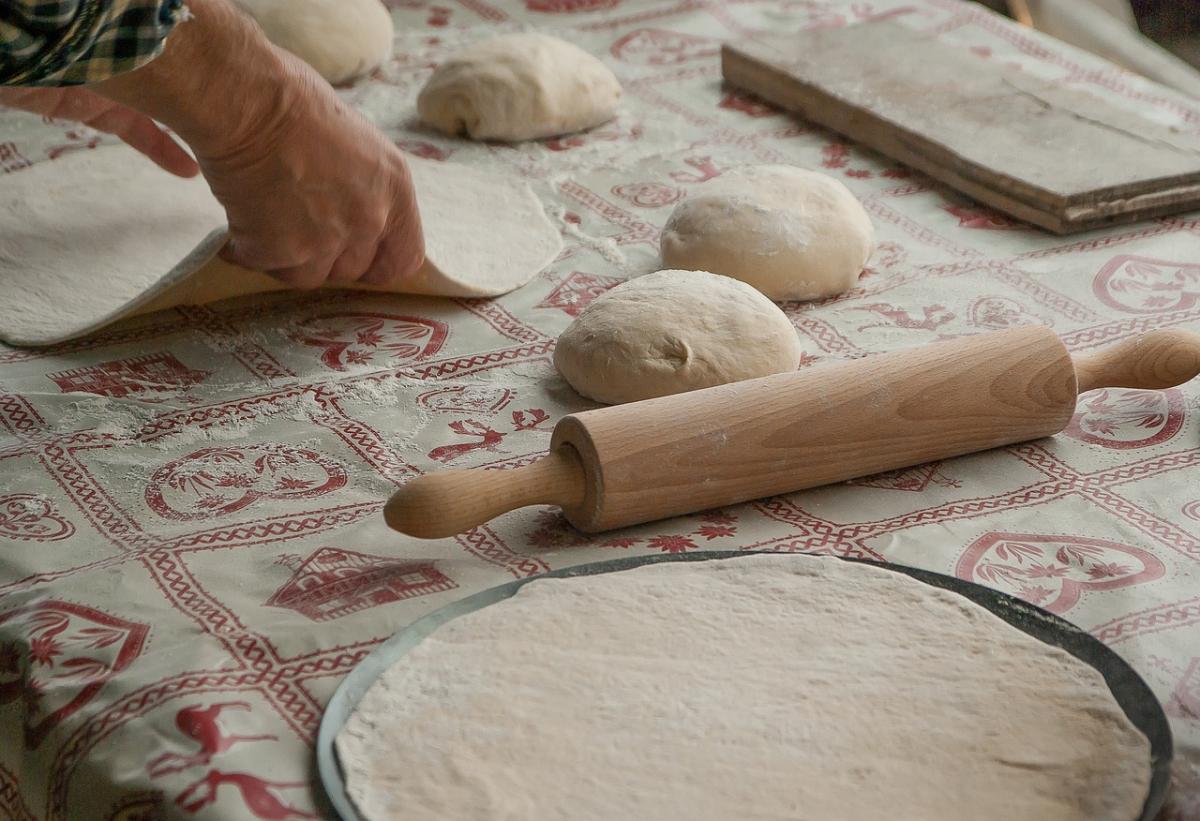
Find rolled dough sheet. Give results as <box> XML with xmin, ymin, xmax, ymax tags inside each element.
<box><xmin>0</xmin><ymin>145</ymin><xmax>561</xmax><ymax>346</ymax></box>
<box><xmin>336</xmin><ymin>554</ymin><xmax>1151</xmax><ymax>821</ymax></box>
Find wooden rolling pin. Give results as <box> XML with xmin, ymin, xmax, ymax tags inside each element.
<box><xmin>385</xmin><ymin>326</ymin><xmax>1200</xmax><ymax>538</ymax></box>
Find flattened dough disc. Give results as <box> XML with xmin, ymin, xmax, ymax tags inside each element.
<box><xmin>0</xmin><ymin>145</ymin><xmax>561</xmax><ymax>346</ymax></box>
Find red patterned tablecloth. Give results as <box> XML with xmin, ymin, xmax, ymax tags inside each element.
<box><xmin>1</xmin><ymin>0</ymin><xmax>1199</xmax><ymax>818</ymax></box>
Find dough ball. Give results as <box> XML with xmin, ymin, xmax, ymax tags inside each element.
<box><xmin>235</xmin><ymin>0</ymin><xmax>394</xmax><ymax>85</ymax></box>
<box><xmin>418</xmin><ymin>33</ymin><xmax>622</xmax><ymax>142</ymax></box>
<box><xmin>554</xmin><ymin>269</ymin><xmax>802</xmax><ymax>405</ymax></box>
<box><xmin>660</xmin><ymin>165</ymin><xmax>874</xmax><ymax>301</ymax></box>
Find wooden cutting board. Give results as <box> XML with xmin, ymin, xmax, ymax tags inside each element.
<box><xmin>722</xmin><ymin>20</ymin><xmax>1200</xmax><ymax>234</ymax></box>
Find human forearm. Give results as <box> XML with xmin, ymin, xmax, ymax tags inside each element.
<box><xmin>93</xmin><ymin>0</ymin><xmax>294</xmax><ymax>157</ymax></box>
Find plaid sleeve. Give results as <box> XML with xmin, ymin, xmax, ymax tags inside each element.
<box><xmin>0</xmin><ymin>0</ymin><xmax>187</xmax><ymax>86</ymax></box>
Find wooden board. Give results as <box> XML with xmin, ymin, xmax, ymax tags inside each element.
<box><xmin>722</xmin><ymin>20</ymin><xmax>1200</xmax><ymax>233</ymax></box>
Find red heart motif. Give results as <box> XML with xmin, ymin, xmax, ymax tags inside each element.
<box><xmin>1093</xmin><ymin>255</ymin><xmax>1200</xmax><ymax>313</ymax></box>
<box><xmin>0</xmin><ymin>494</ymin><xmax>75</xmax><ymax>542</ymax></box>
<box><xmin>145</xmin><ymin>445</ymin><xmax>348</xmax><ymax>521</ymax></box>
<box><xmin>537</xmin><ymin>272</ymin><xmax>622</xmax><ymax>317</ymax></box>
<box><xmin>967</xmin><ymin>296</ymin><xmax>1051</xmax><ymax>330</ymax></box>
<box><xmin>956</xmin><ymin>532</ymin><xmax>1165</xmax><ymax>614</ymax></box>
<box><xmin>1063</xmin><ymin>388</ymin><xmax>1184</xmax><ymax>449</ymax></box>
<box><xmin>289</xmin><ymin>312</ymin><xmax>447</xmax><ymax>371</ymax></box>
<box><xmin>0</xmin><ymin>600</ymin><xmax>147</xmax><ymax>748</ymax></box>
<box><xmin>416</xmin><ymin>385</ymin><xmax>514</xmax><ymax>415</ymax></box>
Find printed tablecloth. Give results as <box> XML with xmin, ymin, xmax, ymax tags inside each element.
<box><xmin>1</xmin><ymin>0</ymin><xmax>1198</xmax><ymax>818</ymax></box>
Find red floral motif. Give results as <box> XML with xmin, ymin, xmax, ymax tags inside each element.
<box><xmin>821</xmin><ymin>143</ymin><xmax>849</xmax><ymax>169</ymax></box>
<box><xmin>267</xmin><ymin>549</ymin><xmax>456</xmax><ymax>621</ymax></box>
<box><xmin>288</xmin><ymin>312</ymin><xmax>447</xmax><ymax>371</ymax></box>
<box><xmin>944</xmin><ymin>205</ymin><xmax>1021</xmax><ymax>230</ymax></box>
<box><xmin>527</xmin><ymin>0</ymin><xmax>618</xmax><ymax>11</ymax></box>
<box><xmin>822</xmin><ymin>143</ymin><xmax>873</xmax><ymax>178</ymax></box>
<box><xmin>48</xmin><ymin>352</ymin><xmax>210</xmax><ymax>399</ymax></box>
<box><xmin>1063</xmin><ymin>388</ymin><xmax>1185</xmax><ymax>449</ymax></box>
<box><xmin>718</xmin><ymin>90</ymin><xmax>776</xmax><ymax>117</ymax></box>
<box><xmin>416</xmin><ymin>385</ymin><xmax>514</xmax><ymax>414</ymax></box>
<box><xmin>146</xmin><ymin>445</ymin><xmax>349</xmax><ymax>521</ymax></box>
<box><xmin>611</xmin><ymin>182</ymin><xmax>684</xmax><ymax>208</ymax></box>
<box><xmin>849</xmin><ymin>463</ymin><xmax>960</xmax><ymax>492</ymax></box>
<box><xmin>648</xmin><ymin>534</ymin><xmax>698</xmax><ymax>553</ymax></box>
<box><xmin>0</xmin><ymin>601</ymin><xmax>148</xmax><ymax>748</ymax></box>
<box><xmin>396</xmin><ymin>140</ymin><xmax>451</xmax><ymax>161</ymax></box>
<box><xmin>537</xmin><ymin>271</ymin><xmax>622</xmax><ymax>317</ymax></box>
<box><xmin>955</xmin><ymin>533</ymin><xmax>1166</xmax><ymax>614</ymax></box>
<box><xmin>697</xmin><ymin>525</ymin><xmax>735</xmax><ymax>540</ymax></box>
<box><xmin>0</xmin><ymin>494</ymin><xmax>75</xmax><ymax>542</ymax></box>
<box><xmin>427</xmin><ymin>5</ymin><xmax>450</xmax><ymax>25</ymax></box>
<box><xmin>0</xmin><ymin>141</ymin><xmax>32</xmax><ymax>173</ymax></box>
<box><xmin>610</xmin><ymin>28</ymin><xmax>719</xmax><ymax>66</ymax></box>
<box><xmin>967</xmin><ymin>296</ymin><xmax>1051</xmax><ymax>330</ymax></box>
<box><xmin>526</xmin><ymin>510</ymin><xmax>591</xmax><ymax>549</ymax></box>
<box><xmin>1093</xmin><ymin>255</ymin><xmax>1200</xmax><ymax>313</ymax></box>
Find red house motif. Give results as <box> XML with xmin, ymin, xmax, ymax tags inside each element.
<box><xmin>48</xmin><ymin>353</ymin><xmax>210</xmax><ymax>398</ymax></box>
<box><xmin>537</xmin><ymin>272</ymin><xmax>622</xmax><ymax>317</ymax></box>
<box><xmin>266</xmin><ymin>549</ymin><xmax>457</xmax><ymax>622</ymax></box>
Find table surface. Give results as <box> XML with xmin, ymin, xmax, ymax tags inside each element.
<box><xmin>1</xmin><ymin>1</ymin><xmax>1198</xmax><ymax>819</ymax></box>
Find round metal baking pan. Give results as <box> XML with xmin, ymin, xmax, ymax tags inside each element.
<box><xmin>316</xmin><ymin>550</ymin><xmax>1172</xmax><ymax>820</ymax></box>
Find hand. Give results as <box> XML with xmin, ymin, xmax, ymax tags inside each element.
<box><xmin>93</xmin><ymin>0</ymin><xmax>424</xmax><ymax>288</ymax></box>
<box><xmin>195</xmin><ymin>60</ymin><xmax>425</xmax><ymax>288</ymax></box>
<box><xmin>0</xmin><ymin>86</ymin><xmax>198</xmax><ymax>178</ymax></box>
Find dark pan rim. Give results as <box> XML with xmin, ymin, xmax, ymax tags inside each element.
<box><xmin>316</xmin><ymin>550</ymin><xmax>1172</xmax><ymax>821</ymax></box>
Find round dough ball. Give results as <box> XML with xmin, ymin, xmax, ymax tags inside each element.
<box><xmin>554</xmin><ymin>270</ymin><xmax>802</xmax><ymax>405</ymax></box>
<box><xmin>418</xmin><ymin>33</ymin><xmax>622</xmax><ymax>142</ymax></box>
<box><xmin>660</xmin><ymin>165</ymin><xmax>874</xmax><ymax>301</ymax></box>
<box><xmin>235</xmin><ymin>0</ymin><xmax>394</xmax><ymax>85</ymax></box>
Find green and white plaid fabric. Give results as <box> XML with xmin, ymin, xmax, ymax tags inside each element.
<box><xmin>0</xmin><ymin>0</ymin><xmax>185</xmax><ymax>86</ymax></box>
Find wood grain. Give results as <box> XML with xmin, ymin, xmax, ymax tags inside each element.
<box><xmin>384</xmin><ymin>448</ymin><xmax>586</xmax><ymax>539</ymax></box>
<box><xmin>551</xmin><ymin>326</ymin><xmax>1076</xmax><ymax>531</ymax></box>
<box><xmin>721</xmin><ymin>21</ymin><xmax>1200</xmax><ymax>234</ymax></box>
<box><xmin>1074</xmin><ymin>328</ymin><xmax>1200</xmax><ymax>392</ymax></box>
<box><xmin>383</xmin><ymin>327</ymin><xmax>1200</xmax><ymax>538</ymax></box>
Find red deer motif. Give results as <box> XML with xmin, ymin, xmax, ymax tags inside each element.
<box><xmin>148</xmin><ymin>702</ymin><xmax>276</xmax><ymax>777</ymax></box>
<box><xmin>428</xmin><ymin>420</ymin><xmax>505</xmax><ymax>464</ymax></box>
<box><xmin>852</xmin><ymin>303</ymin><xmax>956</xmax><ymax>332</ymax></box>
<box><xmin>175</xmin><ymin>770</ymin><xmax>315</xmax><ymax>819</ymax></box>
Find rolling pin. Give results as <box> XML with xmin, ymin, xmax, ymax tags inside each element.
<box><xmin>384</xmin><ymin>326</ymin><xmax>1200</xmax><ymax>538</ymax></box>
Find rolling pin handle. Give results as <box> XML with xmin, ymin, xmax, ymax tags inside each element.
<box><xmin>384</xmin><ymin>447</ymin><xmax>588</xmax><ymax>539</ymax></box>
<box><xmin>1073</xmin><ymin>328</ymin><xmax>1200</xmax><ymax>394</ymax></box>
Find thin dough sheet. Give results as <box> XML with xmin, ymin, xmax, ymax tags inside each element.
<box><xmin>0</xmin><ymin>145</ymin><xmax>561</xmax><ymax>346</ymax></box>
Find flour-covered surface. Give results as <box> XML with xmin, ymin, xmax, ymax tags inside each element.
<box><xmin>0</xmin><ymin>1</ymin><xmax>1198</xmax><ymax>819</ymax></box>
<box><xmin>337</xmin><ymin>554</ymin><xmax>1151</xmax><ymax>821</ymax></box>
